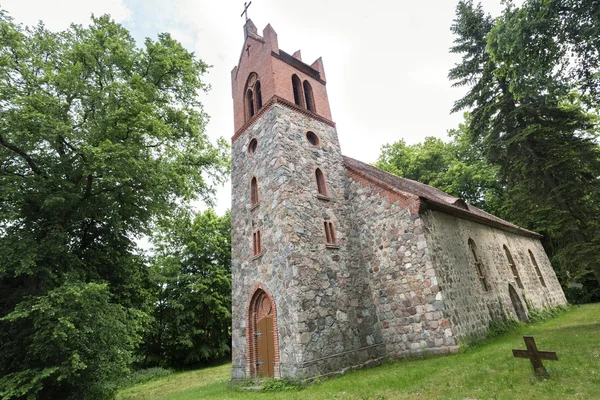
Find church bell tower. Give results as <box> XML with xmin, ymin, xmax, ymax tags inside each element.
<box><xmin>230</xmin><ymin>18</ymin><xmax>384</xmax><ymax>380</ymax></box>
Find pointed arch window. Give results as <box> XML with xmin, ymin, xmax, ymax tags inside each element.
<box><xmin>315</xmin><ymin>168</ymin><xmax>328</xmax><ymax>198</ymax></box>
<box><xmin>504</xmin><ymin>245</ymin><xmax>523</xmax><ymax>289</ymax></box>
<box><xmin>303</xmin><ymin>80</ymin><xmax>316</xmax><ymax>112</ymax></box>
<box><xmin>469</xmin><ymin>239</ymin><xmax>490</xmax><ymax>291</ymax></box>
<box><xmin>324</xmin><ymin>220</ymin><xmax>337</xmax><ymax>247</ymax></box>
<box><xmin>252</xmin><ymin>229</ymin><xmax>263</xmax><ymax>256</ymax></box>
<box><xmin>292</xmin><ymin>74</ymin><xmax>304</xmax><ymax>107</ymax></box>
<box><xmin>529</xmin><ymin>250</ymin><xmax>546</xmax><ymax>287</ymax></box>
<box><xmin>250</xmin><ymin>176</ymin><xmax>259</xmax><ymax>206</ymax></box>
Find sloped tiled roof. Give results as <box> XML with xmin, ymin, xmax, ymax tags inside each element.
<box><xmin>343</xmin><ymin>156</ymin><xmax>541</xmax><ymax>239</ymax></box>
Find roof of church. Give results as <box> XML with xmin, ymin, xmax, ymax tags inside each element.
<box><xmin>343</xmin><ymin>156</ymin><xmax>541</xmax><ymax>239</ymax></box>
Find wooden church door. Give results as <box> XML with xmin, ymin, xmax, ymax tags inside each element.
<box><xmin>256</xmin><ymin>315</ymin><xmax>275</xmax><ymax>377</ymax></box>
<box><xmin>250</xmin><ymin>289</ymin><xmax>277</xmax><ymax>378</ymax></box>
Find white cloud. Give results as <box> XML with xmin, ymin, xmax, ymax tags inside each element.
<box><xmin>2</xmin><ymin>0</ymin><xmax>131</xmax><ymax>31</ymax></box>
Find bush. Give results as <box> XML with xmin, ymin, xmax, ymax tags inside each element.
<box><xmin>564</xmin><ymin>271</ymin><xmax>600</xmax><ymax>305</ymax></box>
<box><xmin>527</xmin><ymin>305</ymin><xmax>568</xmax><ymax>324</ymax></box>
<box><xmin>0</xmin><ymin>282</ymin><xmax>146</xmax><ymax>400</ymax></box>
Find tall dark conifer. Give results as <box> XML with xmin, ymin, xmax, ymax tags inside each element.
<box><xmin>449</xmin><ymin>1</ymin><xmax>600</xmax><ymax>286</ymax></box>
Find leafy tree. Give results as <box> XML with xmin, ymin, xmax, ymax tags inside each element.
<box><xmin>142</xmin><ymin>210</ymin><xmax>232</xmax><ymax>368</ymax></box>
<box><xmin>0</xmin><ymin>11</ymin><xmax>228</xmax><ymax>399</ymax></box>
<box><xmin>0</xmin><ymin>282</ymin><xmax>146</xmax><ymax>399</ymax></box>
<box><xmin>376</xmin><ymin>115</ymin><xmax>503</xmax><ymax>213</ymax></box>
<box><xmin>449</xmin><ymin>1</ymin><xmax>600</xmax><ymax>286</ymax></box>
<box><xmin>485</xmin><ymin>0</ymin><xmax>600</xmax><ymax>104</ymax></box>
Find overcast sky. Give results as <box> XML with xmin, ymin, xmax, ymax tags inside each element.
<box><xmin>3</xmin><ymin>0</ymin><xmax>520</xmax><ymax>215</ymax></box>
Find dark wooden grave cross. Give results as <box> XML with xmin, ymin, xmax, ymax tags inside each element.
<box><xmin>241</xmin><ymin>1</ymin><xmax>252</xmax><ymax>21</ymax></box>
<box><xmin>512</xmin><ymin>336</ymin><xmax>558</xmax><ymax>377</ymax></box>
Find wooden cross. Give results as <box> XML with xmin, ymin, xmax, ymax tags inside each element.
<box><xmin>512</xmin><ymin>336</ymin><xmax>558</xmax><ymax>377</ymax></box>
<box><xmin>241</xmin><ymin>1</ymin><xmax>252</xmax><ymax>21</ymax></box>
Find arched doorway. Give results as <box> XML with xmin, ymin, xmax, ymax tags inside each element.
<box><xmin>247</xmin><ymin>287</ymin><xmax>279</xmax><ymax>378</ymax></box>
<box><xmin>508</xmin><ymin>284</ymin><xmax>529</xmax><ymax>322</ymax></box>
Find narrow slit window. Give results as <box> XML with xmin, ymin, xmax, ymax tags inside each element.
<box><xmin>504</xmin><ymin>245</ymin><xmax>523</xmax><ymax>289</ymax></box>
<box><xmin>469</xmin><ymin>239</ymin><xmax>489</xmax><ymax>291</ymax></box>
<box><xmin>253</xmin><ymin>229</ymin><xmax>262</xmax><ymax>256</ymax></box>
<box><xmin>324</xmin><ymin>221</ymin><xmax>337</xmax><ymax>246</ymax></box>
<box><xmin>315</xmin><ymin>168</ymin><xmax>328</xmax><ymax>197</ymax></box>
<box><xmin>292</xmin><ymin>74</ymin><xmax>304</xmax><ymax>107</ymax></box>
<box><xmin>303</xmin><ymin>80</ymin><xmax>315</xmax><ymax>112</ymax></box>
<box><xmin>529</xmin><ymin>250</ymin><xmax>546</xmax><ymax>287</ymax></box>
<box><xmin>250</xmin><ymin>176</ymin><xmax>259</xmax><ymax>206</ymax></box>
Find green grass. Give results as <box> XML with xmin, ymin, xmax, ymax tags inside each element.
<box><xmin>118</xmin><ymin>303</ymin><xmax>600</xmax><ymax>400</ymax></box>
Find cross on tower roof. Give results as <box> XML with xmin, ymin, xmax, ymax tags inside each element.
<box><xmin>241</xmin><ymin>1</ymin><xmax>252</xmax><ymax>21</ymax></box>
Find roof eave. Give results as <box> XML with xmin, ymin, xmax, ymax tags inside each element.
<box><xmin>421</xmin><ymin>198</ymin><xmax>542</xmax><ymax>239</ymax></box>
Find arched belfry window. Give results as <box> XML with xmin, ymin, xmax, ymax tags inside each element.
<box><xmin>303</xmin><ymin>80</ymin><xmax>316</xmax><ymax>112</ymax></box>
<box><xmin>469</xmin><ymin>239</ymin><xmax>490</xmax><ymax>291</ymax></box>
<box><xmin>292</xmin><ymin>74</ymin><xmax>304</xmax><ymax>107</ymax></box>
<box><xmin>529</xmin><ymin>250</ymin><xmax>546</xmax><ymax>287</ymax></box>
<box><xmin>255</xmin><ymin>81</ymin><xmax>262</xmax><ymax>109</ymax></box>
<box><xmin>250</xmin><ymin>176</ymin><xmax>259</xmax><ymax>206</ymax></box>
<box><xmin>247</xmin><ymin>90</ymin><xmax>255</xmax><ymax>118</ymax></box>
<box><xmin>504</xmin><ymin>245</ymin><xmax>523</xmax><ymax>289</ymax></box>
<box><xmin>315</xmin><ymin>168</ymin><xmax>328</xmax><ymax>198</ymax></box>
<box><xmin>244</xmin><ymin>73</ymin><xmax>262</xmax><ymax>121</ymax></box>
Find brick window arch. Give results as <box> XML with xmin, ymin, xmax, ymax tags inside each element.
<box><xmin>468</xmin><ymin>239</ymin><xmax>490</xmax><ymax>291</ymax></box>
<box><xmin>303</xmin><ymin>80</ymin><xmax>316</xmax><ymax>112</ymax></box>
<box><xmin>252</xmin><ymin>228</ymin><xmax>263</xmax><ymax>256</ymax></box>
<box><xmin>250</xmin><ymin>176</ymin><xmax>259</xmax><ymax>206</ymax></box>
<box><xmin>529</xmin><ymin>250</ymin><xmax>546</xmax><ymax>287</ymax></box>
<box><xmin>324</xmin><ymin>220</ymin><xmax>337</xmax><ymax>246</ymax></box>
<box><xmin>246</xmin><ymin>286</ymin><xmax>280</xmax><ymax>378</ymax></box>
<box><xmin>244</xmin><ymin>73</ymin><xmax>262</xmax><ymax>121</ymax></box>
<box><xmin>292</xmin><ymin>74</ymin><xmax>304</xmax><ymax>107</ymax></box>
<box><xmin>315</xmin><ymin>168</ymin><xmax>328</xmax><ymax>198</ymax></box>
<box><xmin>504</xmin><ymin>245</ymin><xmax>523</xmax><ymax>289</ymax></box>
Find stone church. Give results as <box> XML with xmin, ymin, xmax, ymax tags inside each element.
<box><xmin>230</xmin><ymin>19</ymin><xmax>567</xmax><ymax>380</ymax></box>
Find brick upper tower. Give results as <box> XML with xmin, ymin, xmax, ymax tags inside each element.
<box><xmin>231</xmin><ymin>19</ymin><xmax>333</xmax><ymax>137</ymax></box>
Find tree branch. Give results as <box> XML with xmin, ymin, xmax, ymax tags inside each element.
<box><xmin>0</xmin><ymin>134</ymin><xmax>46</xmax><ymax>178</ymax></box>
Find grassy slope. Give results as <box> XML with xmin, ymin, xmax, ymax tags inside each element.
<box><xmin>118</xmin><ymin>304</ymin><xmax>600</xmax><ymax>400</ymax></box>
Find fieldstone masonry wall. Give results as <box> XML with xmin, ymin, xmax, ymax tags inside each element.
<box><xmin>232</xmin><ymin>105</ymin><xmax>385</xmax><ymax>380</ymax></box>
<box><xmin>345</xmin><ymin>175</ymin><xmax>459</xmax><ymax>357</ymax></box>
<box><xmin>421</xmin><ymin>210</ymin><xmax>567</xmax><ymax>341</ymax></box>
